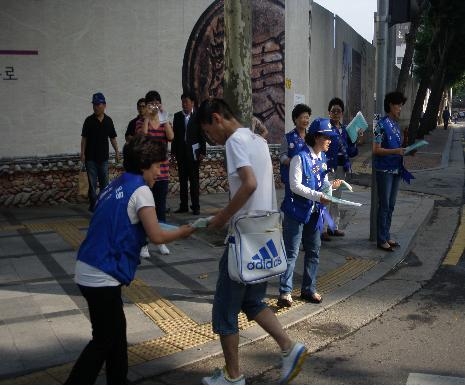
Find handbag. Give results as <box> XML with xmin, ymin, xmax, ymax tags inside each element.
<box><xmin>78</xmin><ymin>164</ymin><xmax>89</xmax><ymax>198</ymax></box>
<box><xmin>228</xmin><ymin>210</ymin><xmax>287</xmax><ymax>284</ymax></box>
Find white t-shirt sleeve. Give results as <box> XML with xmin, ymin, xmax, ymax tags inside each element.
<box><xmin>127</xmin><ymin>185</ymin><xmax>155</xmax><ymax>224</ymax></box>
<box><xmin>225</xmin><ymin>132</ymin><xmax>252</xmax><ymax>174</ymax></box>
<box><xmin>289</xmin><ymin>155</ymin><xmax>322</xmax><ymax>202</ymax></box>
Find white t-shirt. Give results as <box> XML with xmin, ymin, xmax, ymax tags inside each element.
<box><xmin>225</xmin><ymin>128</ymin><xmax>275</xmax><ymax>216</ymax></box>
<box><xmin>74</xmin><ymin>185</ymin><xmax>155</xmax><ymax>287</ymax></box>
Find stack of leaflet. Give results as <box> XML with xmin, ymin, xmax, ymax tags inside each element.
<box><xmin>321</xmin><ymin>180</ymin><xmax>362</xmax><ymax>207</ymax></box>
<box><xmin>346</xmin><ymin>111</ymin><xmax>368</xmax><ymax>143</ymax></box>
<box><xmin>404</xmin><ymin>140</ymin><xmax>429</xmax><ymax>155</ymax></box>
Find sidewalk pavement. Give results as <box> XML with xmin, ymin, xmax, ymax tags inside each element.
<box><xmin>0</xmin><ymin>124</ymin><xmax>455</xmax><ymax>384</ymax></box>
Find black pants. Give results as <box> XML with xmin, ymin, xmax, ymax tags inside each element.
<box><xmin>65</xmin><ymin>285</ymin><xmax>128</xmax><ymax>384</ymax></box>
<box><xmin>151</xmin><ymin>179</ymin><xmax>169</xmax><ymax>223</ymax></box>
<box><xmin>177</xmin><ymin>158</ymin><xmax>200</xmax><ymax>211</ymax></box>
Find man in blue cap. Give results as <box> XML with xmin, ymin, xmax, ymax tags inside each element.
<box><xmin>81</xmin><ymin>92</ymin><xmax>120</xmax><ymax>212</ymax></box>
<box><xmin>278</xmin><ymin>117</ymin><xmax>341</xmax><ymax>308</ymax></box>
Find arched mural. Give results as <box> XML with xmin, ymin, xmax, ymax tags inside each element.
<box><xmin>182</xmin><ymin>0</ymin><xmax>285</xmax><ymax>143</ymax></box>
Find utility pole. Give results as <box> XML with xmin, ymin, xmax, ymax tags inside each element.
<box><xmin>370</xmin><ymin>0</ymin><xmax>389</xmax><ymax>241</ymax></box>
<box><xmin>223</xmin><ymin>0</ymin><xmax>252</xmax><ymax>126</ymax></box>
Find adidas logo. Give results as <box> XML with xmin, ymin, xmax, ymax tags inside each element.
<box><xmin>247</xmin><ymin>239</ymin><xmax>283</xmax><ymax>270</ymax></box>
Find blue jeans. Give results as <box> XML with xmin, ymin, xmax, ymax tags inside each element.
<box><xmin>86</xmin><ymin>160</ymin><xmax>109</xmax><ymax>211</ymax></box>
<box><xmin>212</xmin><ymin>248</ymin><xmax>268</xmax><ymax>335</ymax></box>
<box><xmin>280</xmin><ymin>213</ymin><xmax>321</xmax><ymax>295</ymax></box>
<box><xmin>376</xmin><ymin>171</ymin><xmax>401</xmax><ymax>244</ymax></box>
<box><xmin>151</xmin><ymin>180</ymin><xmax>169</xmax><ymax>223</ymax></box>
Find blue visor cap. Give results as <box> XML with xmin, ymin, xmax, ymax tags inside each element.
<box><xmin>92</xmin><ymin>92</ymin><xmax>106</xmax><ymax>104</ymax></box>
<box><xmin>308</xmin><ymin>118</ymin><xmax>338</xmax><ymax>137</ymax></box>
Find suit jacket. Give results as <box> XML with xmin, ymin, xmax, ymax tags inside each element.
<box><xmin>172</xmin><ymin>110</ymin><xmax>206</xmax><ymax>162</ymax></box>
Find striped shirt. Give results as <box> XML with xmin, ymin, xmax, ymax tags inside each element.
<box><xmin>136</xmin><ymin>118</ymin><xmax>169</xmax><ymax>181</ymax></box>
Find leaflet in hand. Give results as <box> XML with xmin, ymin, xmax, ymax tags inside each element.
<box><xmin>190</xmin><ymin>216</ymin><xmax>213</xmax><ymax>228</ymax></box>
<box><xmin>346</xmin><ymin>111</ymin><xmax>368</xmax><ymax>143</ymax></box>
<box><xmin>404</xmin><ymin>140</ymin><xmax>429</xmax><ymax>155</ymax></box>
<box><xmin>325</xmin><ymin>195</ymin><xmax>362</xmax><ymax>207</ymax></box>
<box><xmin>340</xmin><ymin>180</ymin><xmax>353</xmax><ymax>191</ymax></box>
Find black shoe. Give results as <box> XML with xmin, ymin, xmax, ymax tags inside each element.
<box><xmin>174</xmin><ymin>208</ymin><xmax>188</xmax><ymax>213</ymax></box>
<box><xmin>192</xmin><ymin>209</ymin><xmax>200</xmax><ymax>215</ymax></box>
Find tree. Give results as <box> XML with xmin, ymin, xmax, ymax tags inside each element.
<box><xmin>223</xmin><ymin>0</ymin><xmax>252</xmax><ymax>126</ymax></box>
<box><xmin>408</xmin><ymin>0</ymin><xmax>465</xmax><ymax>141</ymax></box>
<box><xmin>395</xmin><ymin>0</ymin><xmax>428</xmax><ymax>94</ymax></box>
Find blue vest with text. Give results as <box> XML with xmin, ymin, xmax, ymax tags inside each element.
<box><xmin>326</xmin><ymin>124</ymin><xmax>358</xmax><ymax>171</ymax></box>
<box><xmin>374</xmin><ymin>116</ymin><xmax>402</xmax><ymax>172</ymax></box>
<box><xmin>281</xmin><ymin>150</ymin><xmax>327</xmax><ymax>224</ymax></box>
<box><xmin>280</xmin><ymin>129</ymin><xmax>309</xmax><ymax>183</ymax></box>
<box><xmin>77</xmin><ymin>173</ymin><xmax>147</xmax><ymax>285</ymax></box>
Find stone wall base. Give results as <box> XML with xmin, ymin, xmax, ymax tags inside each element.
<box><xmin>0</xmin><ymin>146</ymin><xmax>282</xmax><ymax>207</ymax></box>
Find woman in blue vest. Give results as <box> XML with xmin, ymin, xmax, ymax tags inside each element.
<box><xmin>66</xmin><ymin>135</ymin><xmax>195</xmax><ymax>384</ymax></box>
<box><xmin>278</xmin><ymin>118</ymin><xmax>341</xmax><ymax>308</ymax></box>
<box><xmin>279</xmin><ymin>104</ymin><xmax>312</xmax><ymax>184</ymax></box>
<box><xmin>321</xmin><ymin>97</ymin><xmax>360</xmax><ymax>241</ymax></box>
<box><xmin>373</xmin><ymin>91</ymin><xmax>412</xmax><ymax>252</ymax></box>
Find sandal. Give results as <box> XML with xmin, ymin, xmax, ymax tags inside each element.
<box><xmin>301</xmin><ymin>291</ymin><xmax>322</xmax><ymax>304</ymax></box>
<box><xmin>388</xmin><ymin>240</ymin><xmax>400</xmax><ymax>247</ymax></box>
<box><xmin>377</xmin><ymin>242</ymin><xmax>394</xmax><ymax>252</ymax></box>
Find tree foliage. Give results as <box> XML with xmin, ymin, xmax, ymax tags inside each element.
<box><xmin>405</xmin><ymin>0</ymin><xmax>465</xmax><ymax>140</ymax></box>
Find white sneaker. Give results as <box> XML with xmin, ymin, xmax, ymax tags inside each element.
<box><xmin>140</xmin><ymin>245</ymin><xmax>150</xmax><ymax>258</ymax></box>
<box><xmin>280</xmin><ymin>342</ymin><xmax>307</xmax><ymax>384</ymax></box>
<box><xmin>202</xmin><ymin>367</ymin><xmax>245</xmax><ymax>385</ymax></box>
<box><xmin>157</xmin><ymin>244</ymin><xmax>170</xmax><ymax>255</ymax></box>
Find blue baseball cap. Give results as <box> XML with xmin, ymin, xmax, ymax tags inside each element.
<box><xmin>92</xmin><ymin>92</ymin><xmax>106</xmax><ymax>104</ymax></box>
<box><xmin>308</xmin><ymin>118</ymin><xmax>337</xmax><ymax>137</ymax></box>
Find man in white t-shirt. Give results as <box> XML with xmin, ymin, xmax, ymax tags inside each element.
<box><xmin>197</xmin><ymin>98</ymin><xmax>307</xmax><ymax>385</ymax></box>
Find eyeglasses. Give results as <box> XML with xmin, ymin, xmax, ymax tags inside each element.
<box><xmin>330</xmin><ymin>109</ymin><xmax>342</xmax><ymax>114</ymax></box>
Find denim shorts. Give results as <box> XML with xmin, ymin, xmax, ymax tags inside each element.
<box><xmin>212</xmin><ymin>248</ymin><xmax>268</xmax><ymax>335</ymax></box>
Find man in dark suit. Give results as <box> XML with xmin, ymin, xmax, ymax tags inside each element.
<box><xmin>172</xmin><ymin>92</ymin><xmax>206</xmax><ymax>215</ymax></box>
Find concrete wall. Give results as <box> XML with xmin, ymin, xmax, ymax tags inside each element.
<box><xmin>309</xmin><ymin>4</ymin><xmax>376</xmax><ymax>125</ymax></box>
<box><xmin>284</xmin><ymin>0</ymin><xmax>311</xmax><ymax>129</ymax></box>
<box><xmin>0</xmin><ymin>0</ymin><xmax>212</xmax><ymax>158</ymax></box>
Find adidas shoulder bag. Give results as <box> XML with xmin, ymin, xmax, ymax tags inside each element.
<box><xmin>228</xmin><ymin>210</ymin><xmax>287</xmax><ymax>284</ymax></box>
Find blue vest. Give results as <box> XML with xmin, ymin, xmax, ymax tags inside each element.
<box><xmin>281</xmin><ymin>150</ymin><xmax>327</xmax><ymax>225</ymax></box>
<box><xmin>77</xmin><ymin>172</ymin><xmax>148</xmax><ymax>285</ymax></box>
<box><xmin>326</xmin><ymin>124</ymin><xmax>358</xmax><ymax>171</ymax></box>
<box><xmin>374</xmin><ymin>116</ymin><xmax>403</xmax><ymax>171</ymax></box>
<box><xmin>280</xmin><ymin>129</ymin><xmax>309</xmax><ymax>183</ymax></box>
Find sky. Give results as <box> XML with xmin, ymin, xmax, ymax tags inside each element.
<box><xmin>314</xmin><ymin>0</ymin><xmax>377</xmax><ymax>43</ymax></box>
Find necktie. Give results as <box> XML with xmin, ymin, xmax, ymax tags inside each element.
<box><xmin>184</xmin><ymin>114</ymin><xmax>190</xmax><ymax>141</ymax></box>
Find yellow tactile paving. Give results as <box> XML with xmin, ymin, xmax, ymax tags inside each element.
<box><xmin>128</xmin><ymin>349</ymin><xmax>148</xmax><ymax>366</ymax></box>
<box><xmin>0</xmin><ymin>224</ymin><xmax>24</xmax><ymax>232</ymax></box>
<box><xmin>123</xmin><ymin>278</ymin><xmax>195</xmax><ymax>333</ymax></box>
<box><xmin>66</xmin><ymin>218</ymin><xmax>90</xmax><ymax>229</ymax></box>
<box><xmin>443</xmin><ymin>207</ymin><xmax>465</xmax><ymax>266</ymax></box>
<box><xmin>45</xmin><ymin>362</ymin><xmax>74</xmax><ymax>383</ymax></box>
<box><xmin>163</xmin><ymin>329</ymin><xmax>212</xmax><ymax>350</ymax></box>
<box><xmin>52</xmin><ymin>222</ymin><xmax>85</xmax><ymax>250</ymax></box>
<box><xmin>129</xmin><ymin>338</ymin><xmax>182</xmax><ymax>361</ymax></box>
<box><xmin>317</xmin><ymin>258</ymin><xmax>377</xmax><ymax>293</ymax></box>
<box><xmin>0</xmin><ymin>371</ymin><xmax>60</xmax><ymax>385</ymax></box>
<box><xmin>192</xmin><ymin>323</ymin><xmax>219</xmax><ymax>340</ymax></box>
